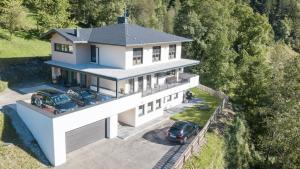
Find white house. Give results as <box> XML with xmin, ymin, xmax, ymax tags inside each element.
<box><xmin>16</xmin><ymin>16</ymin><xmax>199</xmax><ymax>166</ymax></box>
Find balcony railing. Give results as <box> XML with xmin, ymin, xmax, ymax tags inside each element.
<box><xmin>142</xmin><ymin>73</ymin><xmax>196</xmax><ymax>96</ymax></box>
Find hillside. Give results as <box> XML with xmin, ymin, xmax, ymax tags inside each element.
<box><xmin>0</xmin><ymin>11</ymin><xmax>50</xmax><ymax>58</ymax></box>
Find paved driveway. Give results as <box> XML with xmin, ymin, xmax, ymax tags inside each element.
<box><xmin>56</xmin><ymin>120</ymin><xmax>177</xmax><ymax>169</ymax></box>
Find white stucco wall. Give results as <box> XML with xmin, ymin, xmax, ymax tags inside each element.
<box><xmin>16</xmin><ymin>102</ymin><xmax>56</xmax><ymax>165</ymax></box>
<box><xmin>118</xmin><ymin>108</ymin><xmax>136</xmax><ymax>126</ymax></box>
<box><xmin>95</xmin><ymin>44</ymin><xmax>126</xmax><ymax>68</ymax></box>
<box><xmin>50</xmin><ymin>34</ymin><xmax>76</xmax><ymax>64</ymax></box>
<box><xmin>125</xmin><ymin>43</ymin><xmax>182</xmax><ymax>69</ymax></box>
<box><xmin>75</xmin><ymin>43</ymin><xmax>90</xmax><ymax>64</ymax></box>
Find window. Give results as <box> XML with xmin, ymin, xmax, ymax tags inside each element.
<box><xmin>152</xmin><ymin>46</ymin><xmax>161</xmax><ymax>62</ymax></box>
<box><xmin>167</xmin><ymin>95</ymin><xmax>172</xmax><ymax>102</ymax></box>
<box><xmin>138</xmin><ymin>105</ymin><xmax>145</xmax><ymax>117</ymax></box>
<box><xmin>174</xmin><ymin>93</ymin><xmax>178</xmax><ymax>99</ymax></box>
<box><xmin>147</xmin><ymin>102</ymin><xmax>153</xmax><ymax>113</ymax></box>
<box><xmin>156</xmin><ymin>99</ymin><xmax>161</xmax><ymax>109</ymax></box>
<box><xmin>169</xmin><ymin>44</ymin><xmax>176</xmax><ymax>59</ymax></box>
<box><xmin>54</xmin><ymin>43</ymin><xmax>73</xmax><ymax>53</ymax></box>
<box><xmin>91</xmin><ymin>45</ymin><xmax>96</xmax><ymax>63</ymax></box>
<box><xmin>133</xmin><ymin>48</ymin><xmax>143</xmax><ymax>65</ymax></box>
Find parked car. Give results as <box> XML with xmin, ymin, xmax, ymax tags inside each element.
<box><xmin>31</xmin><ymin>89</ymin><xmax>78</xmax><ymax>114</ymax></box>
<box><xmin>167</xmin><ymin>121</ymin><xmax>200</xmax><ymax>144</ymax></box>
<box><xmin>66</xmin><ymin>87</ymin><xmax>98</xmax><ymax>107</ymax></box>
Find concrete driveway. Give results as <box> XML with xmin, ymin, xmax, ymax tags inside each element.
<box><xmin>56</xmin><ymin>120</ymin><xmax>177</xmax><ymax>169</ymax></box>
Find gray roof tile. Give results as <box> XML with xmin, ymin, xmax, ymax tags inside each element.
<box><xmin>44</xmin><ymin>24</ymin><xmax>192</xmax><ymax>46</ymax></box>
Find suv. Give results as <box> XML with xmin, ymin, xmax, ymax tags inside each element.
<box><xmin>167</xmin><ymin>121</ymin><xmax>200</xmax><ymax>144</ymax></box>
<box><xmin>66</xmin><ymin>87</ymin><xmax>98</xmax><ymax>107</ymax></box>
<box><xmin>31</xmin><ymin>89</ymin><xmax>78</xmax><ymax>114</ymax></box>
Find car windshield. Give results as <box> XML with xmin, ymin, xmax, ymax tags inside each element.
<box><xmin>171</xmin><ymin>122</ymin><xmax>186</xmax><ymax>131</ymax></box>
<box><xmin>81</xmin><ymin>91</ymin><xmax>96</xmax><ymax>99</ymax></box>
<box><xmin>52</xmin><ymin>94</ymin><xmax>71</xmax><ymax>105</ymax></box>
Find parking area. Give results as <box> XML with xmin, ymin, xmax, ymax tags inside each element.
<box><xmin>56</xmin><ymin>119</ymin><xmax>177</xmax><ymax>169</ymax></box>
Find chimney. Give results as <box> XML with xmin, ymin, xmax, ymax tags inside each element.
<box><xmin>74</xmin><ymin>27</ymin><xmax>80</xmax><ymax>37</ymax></box>
<box><xmin>117</xmin><ymin>16</ymin><xmax>128</xmax><ymax>24</ymax></box>
<box><xmin>118</xmin><ymin>8</ymin><xmax>129</xmax><ymax>24</ymax></box>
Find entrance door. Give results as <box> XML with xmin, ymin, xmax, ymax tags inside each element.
<box><xmin>138</xmin><ymin>76</ymin><xmax>143</xmax><ymax>91</ymax></box>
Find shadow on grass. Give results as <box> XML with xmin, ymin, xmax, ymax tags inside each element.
<box><xmin>14</xmin><ymin>29</ymin><xmax>41</xmax><ymax>40</ymax></box>
<box><xmin>1</xmin><ymin>108</ymin><xmax>50</xmax><ymax>166</ymax></box>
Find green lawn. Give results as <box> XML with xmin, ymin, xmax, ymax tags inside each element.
<box><xmin>0</xmin><ymin>113</ymin><xmax>45</xmax><ymax>169</ymax></box>
<box><xmin>171</xmin><ymin>88</ymin><xmax>221</xmax><ymax>127</ymax></box>
<box><xmin>183</xmin><ymin>132</ymin><xmax>225</xmax><ymax>169</ymax></box>
<box><xmin>0</xmin><ymin>28</ymin><xmax>51</xmax><ymax>58</ymax></box>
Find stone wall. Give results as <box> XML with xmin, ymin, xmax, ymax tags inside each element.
<box><xmin>0</xmin><ymin>56</ymin><xmax>51</xmax><ymax>85</ymax></box>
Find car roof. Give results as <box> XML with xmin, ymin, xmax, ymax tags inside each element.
<box><xmin>171</xmin><ymin>121</ymin><xmax>190</xmax><ymax>129</ymax></box>
<box><xmin>37</xmin><ymin>89</ymin><xmax>64</xmax><ymax>97</ymax></box>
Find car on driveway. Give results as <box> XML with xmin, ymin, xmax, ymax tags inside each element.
<box><xmin>31</xmin><ymin>89</ymin><xmax>78</xmax><ymax>114</ymax></box>
<box><xmin>167</xmin><ymin>121</ymin><xmax>200</xmax><ymax>144</ymax></box>
<box><xmin>66</xmin><ymin>87</ymin><xmax>98</xmax><ymax>107</ymax></box>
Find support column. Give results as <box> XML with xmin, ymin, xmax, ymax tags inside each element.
<box><xmin>176</xmin><ymin>69</ymin><xmax>180</xmax><ymax>82</ymax></box>
<box><xmin>107</xmin><ymin>115</ymin><xmax>118</xmax><ymax>138</ymax></box>
<box><xmin>116</xmin><ymin>80</ymin><xmax>119</xmax><ymax>98</ymax></box>
<box><xmin>96</xmin><ymin>77</ymin><xmax>99</xmax><ymax>93</ymax></box>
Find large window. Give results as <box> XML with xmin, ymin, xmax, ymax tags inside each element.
<box><xmin>147</xmin><ymin>102</ymin><xmax>153</xmax><ymax>113</ymax></box>
<box><xmin>133</xmin><ymin>48</ymin><xmax>143</xmax><ymax>65</ymax></box>
<box><xmin>156</xmin><ymin>99</ymin><xmax>161</xmax><ymax>109</ymax></box>
<box><xmin>54</xmin><ymin>43</ymin><xmax>73</xmax><ymax>53</ymax></box>
<box><xmin>138</xmin><ymin>105</ymin><xmax>145</xmax><ymax>117</ymax></box>
<box><xmin>169</xmin><ymin>44</ymin><xmax>176</xmax><ymax>59</ymax></box>
<box><xmin>152</xmin><ymin>46</ymin><xmax>161</xmax><ymax>62</ymax></box>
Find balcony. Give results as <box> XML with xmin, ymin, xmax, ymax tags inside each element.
<box><xmin>142</xmin><ymin>73</ymin><xmax>198</xmax><ymax>96</ymax></box>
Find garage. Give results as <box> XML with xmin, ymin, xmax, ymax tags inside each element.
<box><xmin>65</xmin><ymin>119</ymin><xmax>107</xmax><ymax>153</ymax></box>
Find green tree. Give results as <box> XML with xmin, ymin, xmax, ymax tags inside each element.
<box><xmin>0</xmin><ymin>0</ymin><xmax>26</xmax><ymax>40</ymax></box>
<box><xmin>31</xmin><ymin>0</ymin><xmax>74</xmax><ymax>32</ymax></box>
<box><xmin>174</xmin><ymin>0</ymin><xmax>238</xmax><ymax>94</ymax></box>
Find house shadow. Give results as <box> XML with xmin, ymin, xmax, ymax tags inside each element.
<box><xmin>1</xmin><ymin>105</ymin><xmax>51</xmax><ymax>167</ymax></box>
<box><xmin>0</xmin><ymin>56</ymin><xmax>51</xmax><ymax>94</ymax></box>
<box><xmin>142</xmin><ymin>127</ymin><xmax>178</xmax><ymax>146</ymax></box>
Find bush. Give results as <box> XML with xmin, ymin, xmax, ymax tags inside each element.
<box><xmin>0</xmin><ymin>80</ymin><xmax>7</xmax><ymax>92</ymax></box>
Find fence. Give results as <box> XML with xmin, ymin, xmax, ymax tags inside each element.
<box><xmin>170</xmin><ymin>85</ymin><xmax>228</xmax><ymax>169</ymax></box>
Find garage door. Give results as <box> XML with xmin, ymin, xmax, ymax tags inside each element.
<box><xmin>66</xmin><ymin>119</ymin><xmax>107</xmax><ymax>153</ymax></box>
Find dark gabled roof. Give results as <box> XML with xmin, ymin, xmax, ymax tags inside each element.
<box><xmin>43</xmin><ymin>24</ymin><xmax>192</xmax><ymax>46</ymax></box>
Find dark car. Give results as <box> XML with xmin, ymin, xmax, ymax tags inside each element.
<box><xmin>31</xmin><ymin>89</ymin><xmax>78</xmax><ymax>114</ymax></box>
<box><xmin>167</xmin><ymin>121</ymin><xmax>200</xmax><ymax>144</ymax></box>
<box><xmin>66</xmin><ymin>87</ymin><xmax>98</xmax><ymax>107</ymax></box>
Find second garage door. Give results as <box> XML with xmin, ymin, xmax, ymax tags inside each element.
<box><xmin>65</xmin><ymin>119</ymin><xmax>107</xmax><ymax>153</ymax></box>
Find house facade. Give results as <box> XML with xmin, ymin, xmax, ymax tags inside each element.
<box><xmin>17</xmin><ymin>17</ymin><xmax>199</xmax><ymax>166</ymax></box>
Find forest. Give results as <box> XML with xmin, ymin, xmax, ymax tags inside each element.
<box><xmin>0</xmin><ymin>0</ymin><xmax>299</xmax><ymax>168</ymax></box>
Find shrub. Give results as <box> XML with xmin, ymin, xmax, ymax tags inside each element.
<box><xmin>0</xmin><ymin>80</ymin><xmax>7</xmax><ymax>92</ymax></box>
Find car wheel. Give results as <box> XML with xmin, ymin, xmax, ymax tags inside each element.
<box><xmin>180</xmin><ymin>137</ymin><xmax>187</xmax><ymax>145</ymax></box>
<box><xmin>53</xmin><ymin>110</ymin><xmax>59</xmax><ymax>115</ymax></box>
<box><xmin>34</xmin><ymin>98</ymin><xmax>42</xmax><ymax>108</ymax></box>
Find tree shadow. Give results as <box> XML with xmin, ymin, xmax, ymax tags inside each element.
<box><xmin>1</xmin><ymin>107</ymin><xmax>51</xmax><ymax>166</ymax></box>
<box><xmin>0</xmin><ymin>31</ymin><xmax>10</xmax><ymax>40</ymax></box>
<box><xmin>14</xmin><ymin>29</ymin><xmax>41</xmax><ymax>40</ymax></box>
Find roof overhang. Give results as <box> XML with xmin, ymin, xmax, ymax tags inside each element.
<box><xmin>45</xmin><ymin>59</ymin><xmax>200</xmax><ymax>80</ymax></box>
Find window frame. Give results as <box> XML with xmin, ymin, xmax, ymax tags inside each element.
<box><xmin>54</xmin><ymin>43</ymin><xmax>73</xmax><ymax>54</ymax></box>
<box><xmin>133</xmin><ymin>48</ymin><xmax>143</xmax><ymax>65</ymax></box>
<box><xmin>152</xmin><ymin>46</ymin><xmax>161</xmax><ymax>62</ymax></box>
<box><xmin>147</xmin><ymin>102</ymin><xmax>153</xmax><ymax>113</ymax></box>
<box><xmin>138</xmin><ymin>105</ymin><xmax>145</xmax><ymax>117</ymax></box>
<box><xmin>169</xmin><ymin>44</ymin><xmax>176</xmax><ymax>59</ymax></box>
<box><xmin>156</xmin><ymin>99</ymin><xmax>161</xmax><ymax>109</ymax></box>
<box><xmin>174</xmin><ymin>93</ymin><xmax>178</xmax><ymax>99</ymax></box>
<box><xmin>167</xmin><ymin>95</ymin><xmax>172</xmax><ymax>102</ymax></box>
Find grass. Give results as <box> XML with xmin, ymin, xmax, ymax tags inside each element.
<box><xmin>0</xmin><ymin>81</ymin><xmax>7</xmax><ymax>92</ymax></box>
<box><xmin>183</xmin><ymin>132</ymin><xmax>225</xmax><ymax>169</ymax></box>
<box><xmin>0</xmin><ymin>113</ymin><xmax>45</xmax><ymax>169</ymax></box>
<box><xmin>0</xmin><ymin>28</ymin><xmax>51</xmax><ymax>58</ymax></box>
<box><xmin>171</xmin><ymin>88</ymin><xmax>221</xmax><ymax>127</ymax></box>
